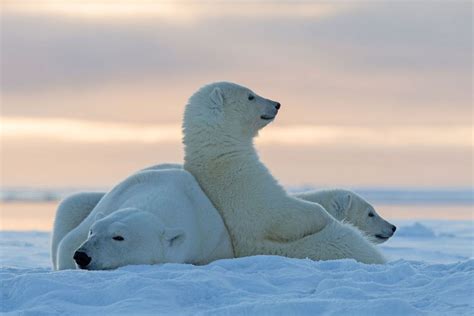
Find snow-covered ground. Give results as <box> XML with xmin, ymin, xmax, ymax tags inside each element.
<box><xmin>1</xmin><ymin>220</ymin><xmax>473</xmax><ymax>315</ymax></box>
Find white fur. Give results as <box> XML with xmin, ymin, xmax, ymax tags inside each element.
<box><xmin>54</xmin><ymin>169</ymin><xmax>233</xmax><ymax>270</ymax></box>
<box><xmin>51</xmin><ymin>164</ymin><xmax>183</xmax><ymax>269</ymax></box>
<box><xmin>183</xmin><ymin>82</ymin><xmax>385</xmax><ymax>264</ymax></box>
<box><xmin>295</xmin><ymin>189</ymin><xmax>396</xmax><ymax>244</ymax></box>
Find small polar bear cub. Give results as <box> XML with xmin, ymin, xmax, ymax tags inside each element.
<box><xmin>54</xmin><ymin>169</ymin><xmax>233</xmax><ymax>270</ymax></box>
<box><xmin>295</xmin><ymin>190</ymin><xmax>396</xmax><ymax>243</ymax></box>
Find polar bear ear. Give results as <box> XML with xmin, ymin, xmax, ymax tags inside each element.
<box><xmin>162</xmin><ymin>228</ymin><xmax>186</xmax><ymax>248</ymax></box>
<box><xmin>94</xmin><ymin>212</ymin><xmax>105</xmax><ymax>222</ymax></box>
<box><xmin>209</xmin><ymin>87</ymin><xmax>224</xmax><ymax>109</ymax></box>
<box><xmin>332</xmin><ymin>193</ymin><xmax>352</xmax><ymax>214</ymax></box>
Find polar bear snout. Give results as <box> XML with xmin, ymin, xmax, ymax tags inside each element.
<box><xmin>260</xmin><ymin>100</ymin><xmax>281</xmax><ymax>121</ymax></box>
<box><xmin>384</xmin><ymin>223</ymin><xmax>397</xmax><ymax>236</ymax></box>
<box><xmin>374</xmin><ymin>223</ymin><xmax>397</xmax><ymax>242</ymax></box>
<box><xmin>73</xmin><ymin>250</ymin><xmax>91</xmax><ymax>269</ymax></box>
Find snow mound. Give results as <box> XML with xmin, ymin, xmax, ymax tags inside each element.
<box><xmin>2</xmin><ymin>256</ymin><xmax>473</xmax><ymax>315</ymax></box>
<box><xmin>397</xmin><ymin>222</ymin><xmax>436</xmax><ymax>238</ymax></box>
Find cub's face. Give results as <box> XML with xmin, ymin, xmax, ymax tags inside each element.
<box><xmin>73</xmin><ymin>208</ymin><xmax>185</xmax><ymax>270</ymax></box>
<box><xmin>344</xmin><ymin>194</ymin><xmax>397</xmax><ymax>244</ymax></box>
<box><xmin>332</xmin><ymin>191</ymin><xmax>396</xmax><ymax>244</ymax></box>
<box><xmin>206</xmin><ymin>82</ymin><xmax>281</xmax><ymax>137</ymax></box>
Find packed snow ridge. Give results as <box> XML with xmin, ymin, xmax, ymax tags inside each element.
<box><xmin>1</xmin><ymin>221</ymin><xmax>473</xmax><ymax>315</ymax></box>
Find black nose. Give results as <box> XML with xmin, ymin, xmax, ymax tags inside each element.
<box><xmin>73</xmin><ymin>251</ymin><xmax>91</xmax><ymax>267</ymax></box>
<box><xmin>275</xmin><ymin>102</ymin><xmax>281</xmax><ymax>110</ymax></box>
<box><xmin>392</xmin><ymin>225</ymin><xmax>397</xmax><ymax>232</ymax></box>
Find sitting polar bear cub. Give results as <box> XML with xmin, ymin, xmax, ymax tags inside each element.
<box><xmin>183</xmin><ymin>82</ymin><xmax>386</xmax><ymax>264</ymax></box>
<box><xmin>52</xmin><ymin>168</ymin><xmax>233</xmax><ymax>270</ymax></box>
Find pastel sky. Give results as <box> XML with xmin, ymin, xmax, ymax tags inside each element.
<box><xmin>1</xmin><ymin>0</ymin><xmax>472</xmax><ymax>188</ymax></box>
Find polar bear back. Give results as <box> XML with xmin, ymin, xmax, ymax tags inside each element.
<box><xmin>94</xmin><ymin>170</ymin><xmax>194</xmax><ymax>225</ymax></box>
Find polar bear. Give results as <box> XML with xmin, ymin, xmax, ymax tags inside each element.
<box><xmin>53</xmin><ymin>169</ymin><xmax>233</xmax><ymax>270</ymax></box>
<box><xmin>295</xmin><ymin>190</ymin><xmax>396</xmax><ymax>243</ymax></box>
<box><xmin>183</xmin><ymin>82</ymin><xmax>385</xmax><ymax>264</ymax></box>
<box><xmin>51</xmin><ymin>163</ymin><xmax>183</xmax><ymax>269</ymax></box>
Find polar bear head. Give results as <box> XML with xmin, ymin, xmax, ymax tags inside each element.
<box><xmin>73</xmin><ymin>208</ymin><xmax>185</xmax><ymax>270</ymax></box>
<box><xmin>184</xmin><ymin>82</ymin><xmax>281</xmax><ymax>140</ymax></box>
<box><xmin>330</xmin><ymin>190</ymin><xmax>396</xmax><ymax>244</ymax></box>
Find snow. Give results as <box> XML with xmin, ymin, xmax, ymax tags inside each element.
<box><xmin>1</xmin><ymin>220</ymin><xmax>473</xmax><ymax>315</ymax></box>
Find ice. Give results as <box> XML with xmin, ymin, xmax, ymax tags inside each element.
<box><xmin>396</xmin><ymin>222</ymin><xmax>436</xmax><ymax>238</ymax></box>
<box><xmin>1</xmin><ymin>220</ymin><xmax>473</xmax><ymax>315</ymax></box>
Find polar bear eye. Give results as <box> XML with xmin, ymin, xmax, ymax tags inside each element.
<box><xmin>248</xmin><ymin>94</ymin><xmax>255</xmax><ymax>101</ymax></box>
<box><xmin>368</xmin><ymin>213</ymin><xmax>375</xmax><ymax>217</ymax></box>
<box><xmin>112</xmin><ymin>236</ymin><xmax>124</xmax><ymax>241</ymax></box>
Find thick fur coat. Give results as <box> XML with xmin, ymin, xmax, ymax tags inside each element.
<box><xmin>183</xmin><ymin>82</ymin><xmax>385</xmax><ymax>264</ymax></box>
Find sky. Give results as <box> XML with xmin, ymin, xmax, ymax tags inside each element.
<box><xmin>1</xmin><ymin>0</ymin><xmax>472</xmax><ymax>188</ymax></box>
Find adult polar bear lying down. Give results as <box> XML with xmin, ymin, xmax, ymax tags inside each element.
<box><xmin>183</xmin><ymin>82</ymin><xmax>386</xmax><ymax>264</ymax></box>
<box><xmin>52</xmin><ymin>168</ymin><xmax>233</xmax><ymax>270</ymax></box>
<box><xmin>51</xmin><ymin>163</ymin><xmax>183</xmax><ymax>269</ymax></box>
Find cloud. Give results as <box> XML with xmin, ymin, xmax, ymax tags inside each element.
<box><xmin>1</xmin><ymin>1</ymin><xmax>470</xmax><ymax>94</ymax></box>
<box><xmin>2</xmin><ymin>1</ymin><xmax>353</xmax><ymax>20</ymax></box>
<box><xmin>2</xmin><ymin>135</ymin><xmax>472</xmax><ymax>187</ymax></box>
<box><xmin>1</xmin><ymin>1</ymin><xmax>470</xmax><ymax>131</ymax></box>
<box><xmin>1</xmin><ymin>1</ymin><xmax>471</xmax><ymax>188</ymax></box>
<box><xmin>2</xmin><ymin>74</ymin><xmax>471</xmax><ymax>127</ymax></box>
<box><xmin>2</xmin><ymin>116</ymin><xmax>471</xmax><ymax>148</ymax></box>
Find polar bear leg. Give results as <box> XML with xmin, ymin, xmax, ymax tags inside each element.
<box><xmin>56</xmin><ymin>224</ymin><xmax>92</xmax><ymax>270</ymax></box>
<box><xmin>265</xmin><ymin>197</ymin><xmax>332</xmax><ymax>243</ymax></box>
<box><xmin>265</xmin><ymin>220</ymin><xmax>386</xmax><ymax>264</ymax></box>
<box><xmin>51</xmin><ymin>192</ymin><xmax>105</xmax><ymax>270</ymax></box>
